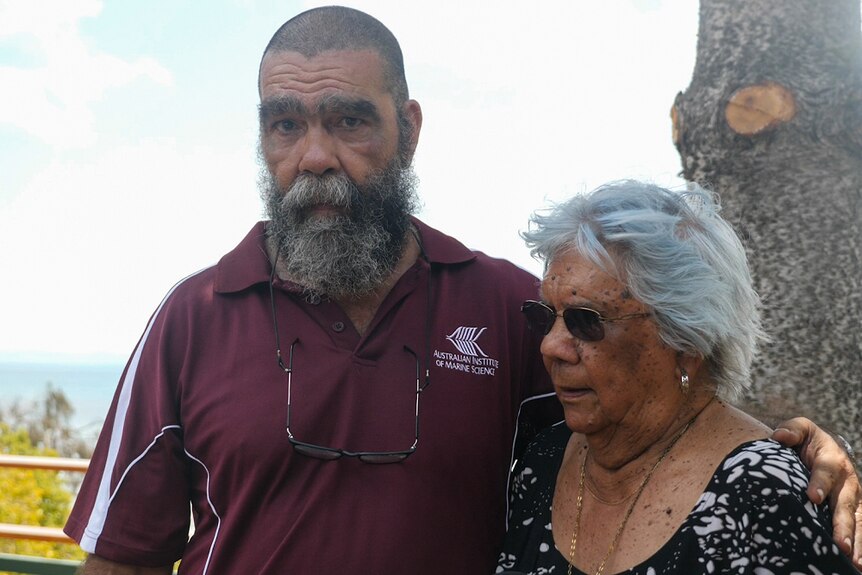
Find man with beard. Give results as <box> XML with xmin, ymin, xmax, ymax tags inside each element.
<box><xmin>261</xmin><ymin>148</ymin><xmax>419</xmax><ymax>309</ymax></box>
<box><xmin>65</xmin><ymin>6</ymin><xmax>862</xmax><ymax>575</ymax></box>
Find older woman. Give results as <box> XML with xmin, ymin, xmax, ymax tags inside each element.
<box><xmin>497</xmin><ymin>181</ymin><xmax>859</xmax><ymax>574</ymax></box>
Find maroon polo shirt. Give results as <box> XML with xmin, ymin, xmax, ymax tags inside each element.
<box><xmin>65</xmin><ymin>218</ymin><xmax>559</xmax><ymax>574</ymax></box>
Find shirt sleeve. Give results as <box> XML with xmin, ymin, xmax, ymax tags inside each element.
<box><xmin>688</xmin><ymin>440</ymin><xmax>858</xmax><ymax>574</ymax></box>
<box><xmin>64</xmin><ymin>284</ymin><xmax>193</xmax><ymax>567</ymax></box>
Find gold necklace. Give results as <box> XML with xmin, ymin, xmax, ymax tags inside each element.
<box><xmin>566</xmin><ymin>414</ymin><xmax>700</xmax><ymax>575</ymax></box>
<box><xmin>584</xmin><ymin>468</ymin><xmax>636</xmax><ymax>506</ymax></box>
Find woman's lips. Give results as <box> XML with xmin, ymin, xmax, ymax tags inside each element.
<box><xmin>555</xmin><ymin>387</ymin><xmax>593</xmax><ymax>403</ymax></box>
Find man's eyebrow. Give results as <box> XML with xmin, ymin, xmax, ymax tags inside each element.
<box><xmin>258</xmin><ymin>96</ymin><xmax>307</xmax><ymax>122</ymax></box>
<box><xmin>258</xmin><ymin>94</ymin><xmax>383</xmax><ymax>124</ymax></box>
<box><xmin>317</xmin><ymin>95</ymin><xmax>381</xmax><ymax>121</ymax></box>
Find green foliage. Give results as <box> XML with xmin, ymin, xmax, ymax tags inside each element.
<box><xmin>0</xmin><ymin>389</ymin><xmax>88</xmax><ymax>565</ymax></box>
<box><xmin>1</xmin><ymin>384</ymin><xmax>92</xmax><ymax>459</ymax></box>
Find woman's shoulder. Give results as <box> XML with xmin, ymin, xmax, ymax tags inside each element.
<box><xmin>716</xmin><ymin>438</ymin><xmax>809</xmax><ymax>488</ymax></box>
<box><xmin>692</xmin><ymin>438</ymin><xmax>815</xmax><ymax>521</ymax></box>
<box><xmin>679</xmin><ymin>438</ymin><xmax>856</xmax><ymax>571</ymax></box>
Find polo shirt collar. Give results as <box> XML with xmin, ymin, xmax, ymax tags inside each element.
<box><xmin>214</xmin><ymin>217</ymin><xmax>477</xmax><ymax>295</ymax></box>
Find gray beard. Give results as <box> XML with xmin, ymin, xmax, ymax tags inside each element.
<box><xmin>261</xmin><ymin>162</ymin><xmax>418</xmax><ymax>301</ymax></box>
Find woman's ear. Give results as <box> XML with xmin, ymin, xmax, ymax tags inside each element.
<box><xmin>675</xmin><ymin>352</ymin><xmax>706</xmax><ymax>388</ymax></box>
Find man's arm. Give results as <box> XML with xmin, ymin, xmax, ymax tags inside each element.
<box><xmin>77</xmin><ymin>555</ymin><xmax>173</xmax><ymax>575</ymax></box>
<box><xmin>773</xmin><ymin>417</ymin><xmax>862</xmax><ymax>568</ymax></box>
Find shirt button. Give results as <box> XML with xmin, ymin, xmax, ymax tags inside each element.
<box><xmin>332</xmin><ymin>321</ymin><xmax>345</xmax><ymax>332</ymax></box>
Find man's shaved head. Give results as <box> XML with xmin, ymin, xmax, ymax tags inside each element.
<box><xmin>260</xmin><ymin>6</ymin><xmax>409</xmax><ymax>105</ymax></box>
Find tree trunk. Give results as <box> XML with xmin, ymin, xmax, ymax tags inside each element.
<box><xmin>672</xmin><ymin>0</ymin><xmax>862</xmax><ymax>454</ymax></box>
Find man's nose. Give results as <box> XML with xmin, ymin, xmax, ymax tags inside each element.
<box><xmin>297</xmin><ymin>127</ymin><xmax>340</xmax><ymax>175</ymax></box>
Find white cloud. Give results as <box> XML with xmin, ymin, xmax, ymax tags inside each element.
<box><xmin>0</xmin><ymin>0</ymin><xmax>703</xmax><ymax>358</ymax></box>
<box><xmin>0</xmin><ymin>0</ymin><xmax>102</xmax><ymax>35</ymax></box>
<box><xmin>0</xmin><ymin>0</ymin><xmax>172</xmax><ymax>148</ymax></box>
<box><xmin>0</xmin><ymin>136</ymin><xmax>261</xmax><ymax>357</ymax></box>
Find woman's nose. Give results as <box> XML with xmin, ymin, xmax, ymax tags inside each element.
<box><xmin>540</xmin><ymin>318</ymin><xmax>581</xmax><ymax>365</ymax></box>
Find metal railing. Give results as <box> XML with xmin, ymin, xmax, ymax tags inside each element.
<box><xmin>0</xmin><ymin>454</ymin><xmax>87</xmax><ymax>575</ymax></box>
<box><xmin>0</xmin><ymin>554</ymin><xmax>79</xmax><ymax>575</ymax></box>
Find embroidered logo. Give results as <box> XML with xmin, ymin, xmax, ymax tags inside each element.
<box><xmin>433</xmin><ymin>326</ymin><xmax>500</xmax><ymax>377</ymax></box>
<box><xmin>445</xmin><ymin>326</ymin><xmax>488</xmax><ymax>357</ymax></box>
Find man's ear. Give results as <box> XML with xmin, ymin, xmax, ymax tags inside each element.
<box><xmin>401</xmin><ymin>99</ymin><xmax>423</xmax><ymax>161</ymax></box>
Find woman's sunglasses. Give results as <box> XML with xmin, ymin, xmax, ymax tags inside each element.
<box><xmin>521</xmin><ymin>299</ymin><xmax>651</xmax><ymax>342</ymax></box>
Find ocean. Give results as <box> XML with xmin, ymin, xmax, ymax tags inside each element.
<box><xmin>0</xmin><ymin>361</ymin><xmax>123</xmax><ymax>438</ymax></box>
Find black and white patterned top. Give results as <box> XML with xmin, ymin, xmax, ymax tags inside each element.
<box><xmin>497</xmin><ymin>423</ymin><xmax>859</xmax><ymax>574</ymax></box>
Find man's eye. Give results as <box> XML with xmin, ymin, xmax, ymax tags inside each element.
<box><xmin>338</xmin><ymin>117</ymin><xmax>363</xmax><ymax>129</ymax></box>
<box><xmin>274</xmin><ymin>119</ymin><xmax>297</xmax><ymax>133</ymax></box>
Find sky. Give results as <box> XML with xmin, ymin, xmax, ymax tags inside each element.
<box><xmin>0</xmin><ymin>0</ymin><xmax>701</xmax><ymax>363</ymax></box>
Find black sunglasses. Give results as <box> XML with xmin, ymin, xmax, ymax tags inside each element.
<box><xmin>268</xmin><ymin>234</ymin><xmax>431</xmax><ymax>464</ymax></box>
<box><xmin>521</xmin><ymin>299</ymin><xmax>650</xmax><ymax>342</ymax></box>
<box><xmin>278</xmin><ymin>339</ymin><xmax>422</xmax><ymax>464</ymax></box>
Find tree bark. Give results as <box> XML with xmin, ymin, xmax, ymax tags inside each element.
<box><xmin>673</xmin><ymin>0</ymin><xmax>862</xmax><ymax>453</ymax></box>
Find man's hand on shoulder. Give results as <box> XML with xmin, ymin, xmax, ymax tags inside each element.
<box><xmin>773</xmin><ymin>417</ymin><xmax>862</xmax><ymax>568</ymax></box>
<box><xmin>78</xmin><ymin>555</ymin><xmax>173</xmax><ymax>575</ymax></box>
